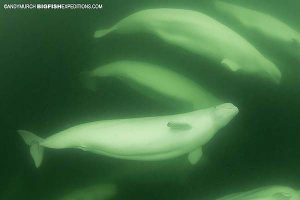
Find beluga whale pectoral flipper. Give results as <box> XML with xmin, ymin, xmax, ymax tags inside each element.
<box><xmin>214</xmin><ymin>0</ymin><xmax>300</xmax><ymax>60</ymax></box>
<box><xmin>81</xmin><ymin>60</ymin><xmax>222</xmax><ymax>109</ymax></box>
<box><xmin>19</xmin><ymin>103</ymin><xmax>238</xmax><ymax>168</ymax></box>
<box><xmin>94</xmin><ymin>9</ymin><xmax>281</xmax><ymax>84</ymax></box>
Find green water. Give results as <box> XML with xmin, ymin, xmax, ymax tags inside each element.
<box><xmin>1</xmin><ymin>0</ymin><xmax>300</xmax><ymax>199</ymax></box>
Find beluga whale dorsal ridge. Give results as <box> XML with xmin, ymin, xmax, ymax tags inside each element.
<box><xmin>19</xmin><ymin>103</ymin><xmax>238</xmax><ymax>168</ymax></box>
<box><xmin>82</xmin><ymin>60</ymin><xmax>222</xmax><ymax>109</ymax></box>
<box><xmin>214</xmin><ymin>0</ymin><xmax>300</xmax><ymax>59</ymax></box>
<box><xmin>217</xmin><ymin>185</ymin><xmax>300</xmax><ymax>200</ymax></box>
<box><xmin>94</xmin><ymin>8</ymin><xmax>281</xmax><ymax>84</ymax></box>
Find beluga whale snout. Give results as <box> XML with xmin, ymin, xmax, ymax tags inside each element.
<box><xmin>18</xmin><ymin>103</ymin><xmax>238</xmax><ymax>168</ymax></box>
<box><xmin>214</xmin><ymin>103</ymin><xmax>239</xmax><ymax>128</ymax></box>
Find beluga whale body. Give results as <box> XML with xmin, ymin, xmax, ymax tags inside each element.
<box><xmin>214</xmin><ymin>0</ymin><xmax>300</xmax><ymax>60</ymax></box>
<box><xmin>94</xmin><ymin>8</ymin><xmax>281</xmax><ymax>84</ymax></box>
<box><xmin>217</xmin><ymin>185</ymin><xmax>300</xmax><ymax>200</ymax></box>
<box><xmin>82</xmin><ymin>60</ymin><xmax>221</xmax><ymax>109</ymax></box>
<box><xmin>19</xmin><ymin>103</ymin><xmax>238</xmax><ymax>168</ymax></box>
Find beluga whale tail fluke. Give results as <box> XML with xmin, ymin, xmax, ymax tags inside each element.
<box><xmin>94</xmin><ymin>26</ymin><xmax>116</xmax><ymax>38</ymax></box>
<box><xmin>18</xmin><ymin>130</ymin><xmax>44</xmax><ymax>168</ymax></box>
<box><xmin>18</xmin><ymin>103</ymin><xmax>238</xmax><ymax>168</ymax></box>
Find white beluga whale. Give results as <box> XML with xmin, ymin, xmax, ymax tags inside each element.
<box><xmin>94</xmin><ymin>8</ymin><xmax>281</xmax><ymax>84</ymax></box>
<box><xmin>82</xmin><ymin>60</ymin><xmax>222</xmax><ymax>109</ymax></box>
<box><xmin>217</xmin><ymin>185</ymin><xmax>300</xmax><ymax>200</ymax></box>
<box><xmin>214</xmin><ymin>0</ymin><xmax>300</xmax><ymax>60</ymax></box>
<box><xmin>19</xmin><ymin>103</ymin><xmax>238</xmax><ymax>168</ymax></box>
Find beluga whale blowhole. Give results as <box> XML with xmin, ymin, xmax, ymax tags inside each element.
<box><xmin>19</xmin><ymin>103</ymin><xmax>238</xmax><ymax>168</ymax></box>
<box><xmin>94</xmin><ymin>8</ymin><xmax>281</xmax><ymax>84</ymax></box>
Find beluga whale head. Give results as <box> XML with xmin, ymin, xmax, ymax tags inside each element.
<box><xmin>258</xmin><ymin>58</ymin><xmax>282</xmax><ymax>84</ymax></box>
<box><xmin>213</xmin><ymin>103</ymin><xmax>239</xmax><ymax>129</ymax></box>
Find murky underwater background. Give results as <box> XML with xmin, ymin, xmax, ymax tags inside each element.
<box><xmin>1</xmin><ymin>0</ymin><xmax>300</xmax><ymax>199</ymax></box>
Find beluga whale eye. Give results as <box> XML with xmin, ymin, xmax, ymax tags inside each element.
<box><xmin>167</xmin><ymin>121</ymin><xmax>192</xmax><ymax>130</ymax></box>
<box><xmin>272</xmin><ymin>192</ymin><xmax>292</xmax><ymax>200</ymax></box>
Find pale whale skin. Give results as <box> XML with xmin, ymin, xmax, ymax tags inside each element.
<box><xmin>84</xmin><ymin>60</ymin><xmax>221</xmax><ymax>109</ymax></box>
<box><xmin>94</xmin><ymin>8</ymin><xmax>281</xmax><ymax>84</ymax></box>
<box><xmin>19</xmin><ymin>103</ymin><xmax>238</xmax><ymax>168</ymax></box>
<box><xmin>217</xmin><ymin>185</ymin><xmax>300</xmax><ymax>200</ymax></box>
<box><xmin>214</xmin><ymin>0</ymin><xmax>300</xmax><ymax>59</ymax></box>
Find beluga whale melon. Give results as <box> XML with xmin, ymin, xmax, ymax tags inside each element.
<box><xmin>217</xmin><ymin>185</ymin><xmax>300</xmax><ymax>200</ymax></box>
<box><xmin>214</xmin><ymin>0</ymin><xmax>300</xmax><ymax>60</ymax></box>
<box><xmin>19</xmin><ymin>103</ymin><xmax>238</xmax><ymax>168</ymax></box>
<box><xmin>94</xmin><ymin>8</ymin><xmax>281</xmax><ymax>84</ymax></box>
<box><xmin>82</xmin><ymin>60</ymin><xmax>222</xmax><ymax>109</ymax></box>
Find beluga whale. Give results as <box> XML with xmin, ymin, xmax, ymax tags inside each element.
<box><xmin>217</xmin><ymin>185</ymin><xmax>300</xmax><ymax>200</ymax></box>
<box><xmin>214</xmin><ymin>0</ymin><xmax>300</xmax><ymax>60</ymax></box>
<box><xmin>19</xmin><ymin>103</ymin><xmax>238</xmax><ymax>168</ymax></box>
<box><xmin>94</xmin><ymin>8</ymin><xmax>281</xmax><ymax>84</ymax></box>
<box><xmin>82</xmin><ymin>60</ymin><xmax>222</xmax><ymax>109</ymax></box>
